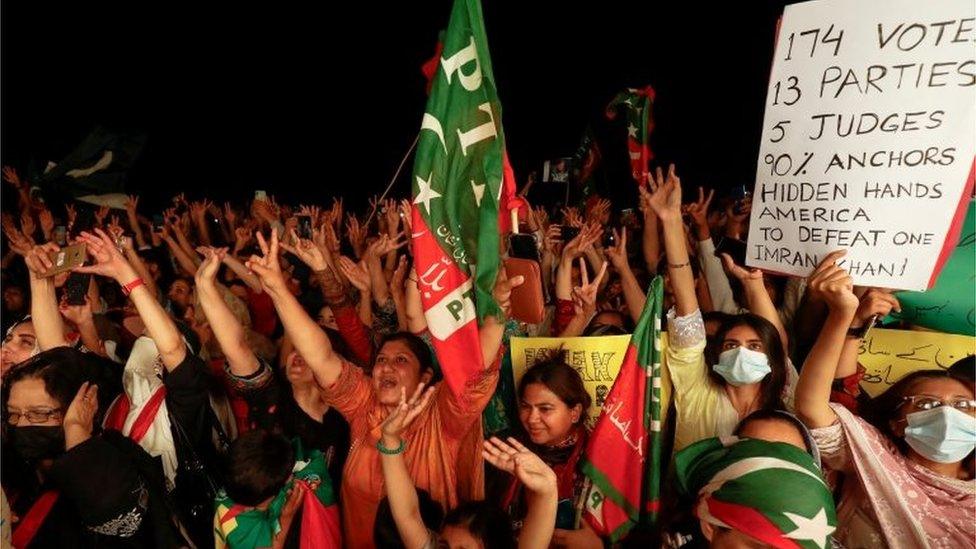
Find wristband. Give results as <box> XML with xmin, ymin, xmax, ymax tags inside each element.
<box><xmin>376</xmin><ymin>438</ymin><xmax>406</xmax><ymax>455</ymax></box>
<box><xmin>120</xmin><ymin>278</ymin><xmax>145</xmax><ymax>296</ymax></box>
<box><xmin>667</xmin><ymin>261</ymin><xmax>690</xmax><ymax>269</ymax></box>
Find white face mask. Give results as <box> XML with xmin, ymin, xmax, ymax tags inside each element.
<box><xmin>904</xmin><ymin>406</ymin><xmax>976</xmax><ymax>464</ymax></box>
<box><xmin>712</xmin><ymin>347</ymin><xmax>771</xmax><ymax>386</ymax></box>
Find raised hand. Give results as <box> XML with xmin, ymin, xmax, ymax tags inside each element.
<box><xmin>380</xmin><ymin>383</ymin><xmax>436</xmax><ymax>441</ymax></box>
<box><xmin>2</xmin><ymin>166</ymin><xmax>24</xmax><ymax>189</ymax></box>
<box><xmin>194</xmin><ymin>246</ymin><xmax>226</xmax><ymax>286</ymax></box>
<box><xmin>586</xmin><ymin>198</ymin><xmax>611</xmax><ymax>225</ymax></box>
<box><xmin>561</xmin><ymin>206</ymin><xmax>583</xmax><ymax>228</ymax></box>
<box><xmin>853</xmin><ymin>288</ymin><xmax>901</xmax><ymax>328</ymax></box>
<box><xmin>604</xmin><ymin>227</ymin><xmax>628</xmax><ymax>269</ymax></box>
<box><xmin>233</xmin><ymin>226</ymin><xmax>252</xmax><ymax>254</ymax></box>
<box><xmin>646</xmin><ymin>164</ymin><xmax>682</xmax><ymax>221</ymax></box>
<box><xmin>807</xmin><ymin>250</ymin><xmax>858</xmax><ymax>313</ymax></box>
<box><xmin>282</xmin><ymin>229</ymin><xmax>331</xmax><ymax>272</ymax></box>
<box><xmin>94</xmin><ymin>205</ymin><xmax>111</xmax><ymax>227</ymax></box>
<box><xmin>65</xmin><ymin>203</ymin><xmax>78</xmax><ymax>230</ymax></box>
<box><xmin>223</xmin><ymin>202</ymin><xmax>237</xmax><ymax>226</ymax></box>
<box><xmin>533</xmin><ymin>206</ymin><xmax>549</xmax><ymax>231</ymax></box>
<box><xmin>561</xmin><ymin>223</ymin><xmax>602</xmax><ymax>262</ymax></box>
<box><xmin>245</xmin><ymin>230</ymin><xmax>289</xmax><ymax>296</ymax></box>
<box><xmin>492</xmin><ymin>266</ymin><xmax>525</xmax><ymax>316</ymax></box>
<box><xmin>365</xmin><ymin>233</ymin><xmax>406</xmax><ymax>259</ymax></box>
<box><xmin>38</xmin><ymin>209</ymin><xmax>55</xmax><ymax>238</ymax></box>
<box><xmin>74</xmin><ymin>229</ymin><xmax>137</xmax><ymax>282</ymax></box>
<box><xmin>24</xmin><ymin>243</ymin><xmax>61</xmax><ymax>279</ymax></box>
<box><xmin>685</xmin><ymin>186</ymin><xmax>714</xmax><ymax>231</ymax></box>
<box><xmin>337</xmin><ymin>255</ymin><xmax>371</xmax><ymax>292</ymax></box>
<box><xmin>383</xmin><ymin>199</ymin><xmax>401</xmax><ymax>237</ymax></box>
<box><xmin>720</xmin><ymin>252</ymin><xmax>763</xmax><ymax>282</ymax></box>
<box><xmin>19</xmin><ymin>211</ymin><xmax>37</xmax><ymax>240</ymax></box>
<box><xmin>124</xmin><ymin>194</ymin><xmax>139</xmax><ymax>216</ymax></box>
<box><xmin>59</xmin><ymin>294</ymin><xmax>94</xmax><ymax>326</ymax></box>
<box><xmin>63</xmin><ymin>382</ymin><xmax>98</xmax><ymax>450</ymax></box>
<box><xmin>482</xmin><ymin>437</ymin><xmax>557</xmax><ymax>496</ymax></box>
<box><xmin>572</xmin><ymin>257</ymin><xmax>607</xmax><ymax>317</ymax></box>
<box><xmin>398</xmin><ymin>199</ymin><xmax>413</xmax><ymax>234</ymax></box>
<box><xmin>346</xmin><ymin>214</ymin><xmax>366</xmax><ymax>258</ymax></box>
<box><xmin>330</xmin><ymin>197</ymin><xmax>344</xmax><ymax>228</ymax></box>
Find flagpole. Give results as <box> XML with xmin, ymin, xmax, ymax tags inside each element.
<box><xmin>365</xmin><ymin>131</ymin><xmax>421</xmax><ymax>228</ymax></box>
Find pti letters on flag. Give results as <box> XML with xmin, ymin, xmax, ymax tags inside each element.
<box><xmin>411</xmin><ymin>0</ymin><xmax>516</xmax><ymax>398</ymax></box>
<box><xmin>581</xmin><ymin>276</ymin><xmax>664</xmax><ymax>542</ymax></box>
<box><xmin>606</xmin><ymin>86</ymin><xmax>656</xmax><ymax>184</ymax></box>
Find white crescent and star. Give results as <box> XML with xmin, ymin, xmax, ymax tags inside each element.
<box><xmin>783</xmin><ymin>508</ymin><xmax>835</xmax><ymax>549</ymax></box>
<box><xmin>414</xmin><ymin>172</ymin><xmax>442</xmax><ymax>215</ymax></box>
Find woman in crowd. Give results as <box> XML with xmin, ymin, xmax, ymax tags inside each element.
<box><xmin>3</xmin><ymin>348</ymin><xmax>184</xmax><ymax>547</ymax></box>
<box><xmin>489</xmin><ymin>355</ymin><xmax>602</xmax><ymax>546</ymax></box>
<box><xmin>794</xmin><ymin>251</ymin><xmax>975</xmax><ymax>547</ymax></box>
<box><xmin>1</xmin><ymin>317</ymin><xmax>37</xmax><ymax>378</ymax></box>
<box><xmin>379</xmin><ymin>383</ymin><xmax>558</xmax><ymax>549</ymax></box>
<box><xmin>195</xmin><ymin>246</ymin><xmax>350</xmax><ymax>488</ymax></box>
<box><xmin>644</xmin><ymin>165</ymin><xmax>794</xmax><ymax>451</ymax></box>
<box><xmin>245</xmin><ymin>229</ymin><xmax>523</xmax><ymax>548</ymax></box>
<box><xmin>674</xmin><ymin>436</ymin><xmax>838</xmax><ymax>549</ymax></box>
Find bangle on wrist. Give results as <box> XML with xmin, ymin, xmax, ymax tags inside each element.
<box><xmin>120</xmin><ymin>277</ymin><xmax>145</xmax><ymax>296</ymax></box>
<box><xmin>377</xmin><ymin>437</ymin><xmax>406</xmax><ymax>455</ymax></box>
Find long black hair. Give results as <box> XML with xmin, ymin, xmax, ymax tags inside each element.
<box><xmin>704</xmin><ymin>313</ymin><xmax>787</xmax><ymax>411</ymax></box>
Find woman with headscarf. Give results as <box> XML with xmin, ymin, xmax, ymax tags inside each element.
<box><xmin>673</xmin><ymin>436</ymin><xmax>838</xmax><ymax>548</ymax></box>
<box><xmin>794</xmin><ymin>252</ymin><xmax>975</xmax><ymax>548</ymax></box>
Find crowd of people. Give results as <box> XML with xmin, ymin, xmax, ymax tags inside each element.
<box><xmin>0</xmin><ymin>161</ymin><xmax>973</xmax><ymax>548</ymax></box>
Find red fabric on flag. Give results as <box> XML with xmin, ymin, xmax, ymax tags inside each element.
<box><xmin>421</xmin><ymin>38</ymin><xmax>444</xmax><ymax>95</ymax></box>
<box><xmin>411</xmin><ymin>210</ymin><xmax>484</xmax><ymax>401</ymax></box>
<box><xmin>705</xmin><ymin>499</ymin><xmax>802</xmax><ymax>549</ymax></box>
<box><xmin>927</xmin><ymin>157</ymin><xmax>975</xmax><ymax>288</ymax></box>
<box><xmin>299</xmin><ymin>485</ymin><xmax>342</xmax><ymax>549</ymax></box>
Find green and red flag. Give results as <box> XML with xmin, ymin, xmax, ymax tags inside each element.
<box><xmin>605</xmin><ymin>85</ymin><xmax>656</xmax><ymax>184</ymax></box>
<box><xmin>410</xmin><ymin>0</ymin><xmax>516</xmax><ymax>399</ymax></box>
<box><xmin>581</xmin><ymin>276</ymin><xmax>664</xmax><ymax>542</ymax></box>
<box><xmin>214</xmin><ymin>443</ymin><xmax>340</xmax><ymax>548</ymax></box>
<box><xmin>674</xmin><ymin>437</ymin><xmax>837</xmax><ymax>549</ymax></box>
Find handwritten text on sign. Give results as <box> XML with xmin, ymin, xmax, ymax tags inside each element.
<box><xmin>746</xmin><ymin>0</ymin><xmax>976</xmax><ymax>290</ymax></box>
<box><xmin>857</xmin><ymin>328</ymin><xmax>975</xmax><ymax>397</ymax></box>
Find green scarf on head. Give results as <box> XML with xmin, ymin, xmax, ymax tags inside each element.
<box><xmin>674</xmin><ymin>437</ymin><xmax>837</xmax><ymax>549</ymax></box>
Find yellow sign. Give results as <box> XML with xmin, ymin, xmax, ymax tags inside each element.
<box><xmin>858</xmin><ymin>328</ymin><xmax>976</xmax><ymax>398</ymax></box>
<box><xmin>510</xmin><ymin>335</ymin><xmax>673</xmax><ymax>427</ymax></box>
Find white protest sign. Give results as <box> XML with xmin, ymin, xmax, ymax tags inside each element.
<box><xmin>746</xmin><ymin>0</ymin><xmax>975</xmax><ymax>290</ymax></box>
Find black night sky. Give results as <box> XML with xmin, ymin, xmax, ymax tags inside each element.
<box><xmin>1</xmin><ymin>1</ymin><xmax>795</xmax><ymax>211</ymax></box>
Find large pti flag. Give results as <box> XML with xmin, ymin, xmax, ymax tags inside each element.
<box><xmin>606</xmin><ymin>86</ymin><xmax>656</xmax><ymax>184</ymax></box>
<box><xmin>411</xmin><ymin>0</ymin><xmax>516</xmax><ymax>398</ymax></box>
<box><xmin>581</xmin><ymin>276</ymin><xmax>664</xmax><ymax>542</ymax></box>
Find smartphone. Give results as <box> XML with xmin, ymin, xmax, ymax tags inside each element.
<box><xmin>508</xmin><ymin>233</ymin><xmax>540</xmax><ymax>262</ymax></box>
<box><xmin>64</xmin><ymin>273</ymin><xmax>91</xmax><ymax>306</ymax></box>
<box><xmin>297</xmin><ymin>215</ymin><xmax>313</xmax><ymax>240</ymax></box>
<box><xmin>71</xmin><ymin>206</ymin><xmax>96</xmax><ymax>238</ymax></box>
<box><xmin>254</xmin><ymin>190</ymin><xmax>268</xmax><ymax>201</ymax></box>
<box><xmin>43</xmin><ymin>244</ymin><xmax>88</xmax><ymax>278</ymax></box>
<box><xmin>503</xmin><ymin>257</ymin><xmax>544</xmax><ymax>324</ymax></box>
<box><xmin>555</xmin><ymin>499</ymin><xmax>575</xmax><ymax>529</ymax></box>
<box><xmin>152</xmin><ymin>214</ymin><xmax>165</xmax><ymax>233</ymax></box>
<box><xmin>560</xmin><ymin>225</ymin><xmax>581</xmax><ymax>242</ymax></box>
<box><xmin>713</xmin><ymin>237</ymin><xmax>748</xmax><ymax>267</ymax></box>
<box><xmin>54</xmin><ymin>225</ymin><xmax>68</xmax><ymax>246</ymax></box>
<box><xmin>602</xmin><ymin>230</ymin><xmax>616</xmax><ymax>249</ymax></box>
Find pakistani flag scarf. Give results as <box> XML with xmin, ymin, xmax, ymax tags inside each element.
<box><xmin>674</xmin><ymin>437</ymin><xmax>837</xmax><ymax>549</ymax></box>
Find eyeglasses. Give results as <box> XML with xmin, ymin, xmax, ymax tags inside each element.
<box><xmin>900</xmin><ymin>396</ymin><xmax>976</xmax><ymax>415</ymax></box>
<box><xmin>5</xmin><ymin>407</ymin><xmax>63</xmax><ymax>425</ymax></box>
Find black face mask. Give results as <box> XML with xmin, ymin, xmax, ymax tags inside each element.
<box><xmin>10</xmin><ymin>426</ymin><xmax>65</xmax><ymax>463</ymax></box>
